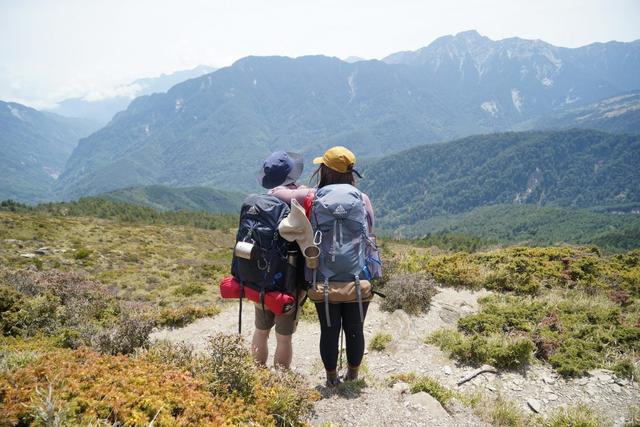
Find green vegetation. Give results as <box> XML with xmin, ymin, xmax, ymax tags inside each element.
<box><xmin>1</xmin><ymin>336</ymin><xmax>317</xmax><ymax>426</ymax></box>
<box><xmin>99</xmin><ymin>184</ymin><xmax>244</xmax><ymax>214</ymax></box>
<box><xmin>392</xmin><ymin>204</ymin><xmax>640</xmax><ymax>253</ymax></box>
<box><xmin>1</xmin><ymin>197</ymin><xmax>237</xmax><ymax>231</ymax></box>
<box><xmin>0</xmin><ymin>100</ymin><xmax>98</xmax><ymax>204</ymax></box>
<box><xmin>368</xmin><ymin>332</ymin><xmax>393</xmax><ymax>351</ymax></box>
<box><xmin>362</xmin><ymin>130</ymin><xmax>640</xmax><ymax>241</ymax></box>
<box><xmin>407</xmin><ymin>246</ymin><xmax>640</xmax><ymax>376</ymax></box>
<box><xmin>409</xmin><ymin>376</ymin><xmax>456</xmax><ymax>406</ymax></box>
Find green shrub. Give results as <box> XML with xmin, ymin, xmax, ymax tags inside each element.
<box><xmin>428</xmin><ymin>291</ymin><xmax>640</xmax><ymax>377</ymax></box>
<box><xmin>410</xmin><ymin>376</ymin><xmax>456</xmax><ymax>406</ymax></box>
<box><xmin>426</xmin><ymin>329</ymin><xmax>534</xmax><ymax>370</ymax></box>
<box><xmin>380</xmin><ymin>272</ymin><xmax>438</xmax><ymax>315</ymax></box>
<box><xmin>173</xmin><ymin>282</ymin><xmax>206</xmax><ymax>297</ymax></box>
<box><xmin>156</xmin><ymin>304</ymin><xmax>220</xmax><ymax>328</ymax></box>
<box><xmin>73</xmin><ymin>248</ymin><xmax>91</xmax><ymax>260</ymax></box>
<box><xmin>612</xmin><ymin>358</ymin><xmax>638</xmax><ymax>380</ymax></box>
<box><xmin>368</xmin><ymin>332</ymin><xmax>393</xmax><ymax>351</ymax></box>
<box><xmin>142</xmin><ymin>336</ymin><xmax>317</xmax><ymax>425</ymax></box>
<box><xmin>540</xmin><ymin>404</ymin><xmax>604</xmax><ymax>427</ymax></box>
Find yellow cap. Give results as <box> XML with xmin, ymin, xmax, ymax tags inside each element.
<box><xmin>313</xmin><ymin>146</ymin><xmax>356</xmax><ymax>173</ymax></box>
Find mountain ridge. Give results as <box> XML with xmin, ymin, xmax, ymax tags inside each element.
<box><xmin>55</xmin><ymin>31</ymin><xmax>640</xmax><ymax>199</ymax></box>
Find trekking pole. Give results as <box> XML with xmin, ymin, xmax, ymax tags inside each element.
<box><xmin>339</xmin><ymin>328</ymin><xmax>344</xmax><ymax>372</ymax></box>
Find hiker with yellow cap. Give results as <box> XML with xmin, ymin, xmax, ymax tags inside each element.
<box><xmin>304</xmin><ymin>146</ymin><xmax>379</xmax><ymax>387</ymax></box>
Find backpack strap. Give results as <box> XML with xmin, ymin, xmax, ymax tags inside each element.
<box><xmin>323</xmin><ymin>278</ymin><xmax>331</xmax><ymax>327</ymax></box>
<box><xmin>355</xmin><ymin>274</ymin><xmax>364</xmax><ymax>323</ymax></box>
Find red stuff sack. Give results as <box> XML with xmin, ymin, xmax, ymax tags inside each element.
<box><xmin>219</xmin><ymin>276</ymin><xmax>296</xmax><ymax>315</ymax></box>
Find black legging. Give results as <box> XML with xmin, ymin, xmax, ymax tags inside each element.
<box><xmin>314</xmin><ymin>302</ymin><xmax>369</xmax><ymax>371</ymax></box>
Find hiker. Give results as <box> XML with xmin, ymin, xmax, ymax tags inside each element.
<box><xmin>250</xmin><ymin>151</ymin><xmax>309</xmax><ymax>369</ymax></box>
<box><xmin>305</xmin><ymin>146</ymin><xmax>377</xmax><ymax>387</ymax></box>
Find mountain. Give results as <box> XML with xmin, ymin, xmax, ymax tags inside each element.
<box><xmin>54</xmin><ymin>55</ymin><xmax>458</xmax><ymax>199</ymax></box>
<box><xmin>383</xmin><ymin>30</ymin><xmax>640</xmax><ymax>126</ymax></box>
<box><xmin>55</xmin><ymin>32</ymin><xmax>640</xmax><ymax>199</ymax></box>
<box><xmin>48</xmin><ymin>65</ymin><xmax>216</xmax><ymax>125</ymax></box>
<box><xmin>516</xmin><ymin>91</ymin><xmax>640</xmax><ymax>135</ymax></box>
<box><xmin>359</xmin><ymin>129</ymin><xmax>640</xmax><ymax>229</ymax></box>
<box><xmin>97</xmin><ymin>185</ymin><xmax>244</xmax><ymax>213</ymax></box>
<box><xmin>0</xmin><ymin>101</ymin><xmax>98</xmax><ymax>203</ymax></box>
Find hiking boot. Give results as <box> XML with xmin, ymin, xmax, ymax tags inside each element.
<box><xmin>325</xmin><ymin>370</ymin><xmax>341</xmax><ymax>387</ymax></box>
<box><xmin>343</xmin><ymin>365</ymin><xmax>359</xmax><ymax>382</ymax></box>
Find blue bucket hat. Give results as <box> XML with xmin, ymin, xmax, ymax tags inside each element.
<box><xmin>259</xmin><ymin>151</ymin><xmax>304</xmax><ymax>189</ymax></box>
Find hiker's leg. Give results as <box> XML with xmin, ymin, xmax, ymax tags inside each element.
<box><xmin>274</xmin><ymin>333</ymin><xmax>293</xmax><ymax>369</ymax></box>
<box><xmin>315</xmin><ymin>302</ymin><xmax>342</xmax><ymax>382</ymax></box>
<box><xmin>252</xmin><ymin>306</ymin><xmax>275</xmax><ymax>366</ymax></box>
<box><xmin>273</xmin><ymin>310</ymin><xmax>298</xmax><ymax>369</ymax></box>
<box><xmin>251</xmin><ymin>328</ymin><xmax>270</xmax><ymax>365</ymax></box>
<box><xmin>341</xmin><ymin>302</ymin><xmax>370</xmax><ymax>380</ymax></box>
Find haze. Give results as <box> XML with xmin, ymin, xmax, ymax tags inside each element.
<box><xmin>1</xmin><ymin>0</ymin><xmax>639</xmax><ymax>109</ymax></box>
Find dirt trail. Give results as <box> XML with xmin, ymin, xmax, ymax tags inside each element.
<box><xmin>151</xmin><ymin>287</ymin><xmax>639</xmax><ymax>427</ymax></box>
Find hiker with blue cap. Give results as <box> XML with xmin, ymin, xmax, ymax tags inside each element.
<box><xmin>251</xmin><ymin>151</ymin><xmax>310</xmax><ymax>369</ymax></box>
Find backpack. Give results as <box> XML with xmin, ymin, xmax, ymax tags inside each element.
<box><xmin>306</xmin><ymin>184</ymin><xmax>380</xmax><ymax>325</ymax></box>
<box><xmin>230</xmin><ymin>194</ymin><xmax>292</xmax><ymax>333</ymax></box>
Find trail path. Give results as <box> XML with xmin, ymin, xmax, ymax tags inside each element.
<box><xmin>151</xmin><ymin>287</ymin><xmax>639</xmax><ymax>426</ymax></box>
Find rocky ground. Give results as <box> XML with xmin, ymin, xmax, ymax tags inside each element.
<box><xmin>151</xmin><ymin>287</ymin><xmax>640</xmax><ymax>426</ymax></box>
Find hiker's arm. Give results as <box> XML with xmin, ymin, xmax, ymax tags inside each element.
<box><xmin>362</xmin><ymin>193</ymin><xmax>375</xmax><ymax>232</ymax></box>
<box><xmin>268</xmin><ymin>186</ymin><xmax>312</xmax><ymax>206</ymax></box>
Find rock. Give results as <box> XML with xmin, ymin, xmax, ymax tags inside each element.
<box><xmin>34</xmin><ymin>247</ymin><xmax>52</xmax><ymax>255</ymax></box>
<box><xmin>611</xmin><ymin>384</ymin><xmax>622</xmax><ymax>393</ymax></box>
<box><xmin>577</xmin><ymin>378</ymin><xmax>589</xmax><ymax>386</ymax></box>
<box><xmin>443</xmin><ymin>366</ymin><xmax>452</xmax><ymax>375</ymax></box>
<box><xmin>406</xmin><ymin>392</ymin><xmax>450</xmax><ymax>419</ymax></box>
<box><xmin>4</xmin><ymin>239</ymin><xmax>21</xmax><ymax>244</ymax></box>
<box><xmin>513</xmin><ymin>378</ymin><xmax>525</xmax><ymax>386</ymax></box>
<box><xmin>527</xmin><ymin>398</ymin><xmax>542</xmax><ymax>414</ymax></box>
<box><xmin>585</xmin><ymin>386</ymin><xmax>597</xmax><ymax>397</ymax></box>
<box><xmin>393</xmin><ymin>381</ymin><xmax>410</xmax><ymax>395</ymax></box>
<box><xmin>438</xmin><ymin>306</ymin><xmax>461</xmax><ymax>324</ymax></box>
<box><xmin>19</xmin><ymin>253</ymin><xmax>36</xmax><ymax>258</ymax></box>
<box><xmin>543</xmin><ymin>376</ymin><xmax>557</xmax><ymax>385</ymax></box>
<box><xmin>547</xmin><ymin>394</ymin><xmax>558</xmax><ymax>401</ymax></box>
<box><xmin>598</xmin><ymin>373</ymin><xmax>613</xmax><ymax>383</ymax></box>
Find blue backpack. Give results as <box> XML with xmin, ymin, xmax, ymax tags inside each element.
<box><xmin>307</xmin><ymin>184</ymin><xmax>381</xmax><ymax>324</ymax></box>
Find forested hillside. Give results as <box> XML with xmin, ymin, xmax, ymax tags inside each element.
<box><xmin>0</xmin><ymin>101</ymin><xmax>98</xmax><ymax>203</ymax></box>
<box><xmin>98</xmin><ymin>185</ymin><xmax>244</xmax><ymax>213</ymax></box>
<box><xmin>360</xmin><ymin>129</ymin><xmax>640</xmax><ymax>230</ymax></box>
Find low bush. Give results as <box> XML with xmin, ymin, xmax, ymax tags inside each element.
<box><xmin>141</xmin><ymin>335</ymin><xmax>317</xmax><ymax>426</ymax></box>
<box><xmin>409</xmin><ymin>376</ymin><xmax>456</xmax><ymax>406</ymax></box>
<box><xmin>380</xmin><ymin>272</ymin><xmax>438</xmax><ymax>315</ymax></box>
<box><xmin>173</xmin><ymin>282</ymin><xmax>206</xmax><ymax>297</ymax></box>
<box><xmin>540</xmin><ymin>404</ymin><xmax>604</xmax><ymax>427</ymax></box>
<box><xmin>156</xmin><ymin>304</ymin><xmax>220</xmax><ymax>328</ymax></box>
<box><xmin>428</xmin><ymin>290</ymin><xmax>640</xmax><ymax>377</ymax></box>
<box><xmin>73</xmin><ymin>247</ymin><xmax>91</xmax><ymax>260</ymax></box>
<box><xmin>0</xmin><ymin>270</ymin><xmax>154</xmax><ymax>355</ymax></box>
<box><xmin>427</xmin><ymin>329</ymin><xmax>535</xmax><ymax>370</ymax></box>
<box><xmin>0</xmin><ymin>348</ymin><xmax>262</xmax><ymax>426</ymax></box>
<box><xmin>399</xmin><ymin>246</ymin><xmax>640</xmax><ymax>296</ymax></box>
<box><xmin>368</xmin><ymin>331</ymin><xmax>393</xmax><ymax>351</ymax></box>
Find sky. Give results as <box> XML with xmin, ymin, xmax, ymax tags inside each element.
<box><xmin>1</xmin><ymin>0</ymin><xmax>639</xmax><ymax>109</ymax></box>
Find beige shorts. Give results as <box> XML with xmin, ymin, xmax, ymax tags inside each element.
<box><xmin>254</xmin><ymin>300</ymin><xmax>302</xmax><ymax>336</ymax></box>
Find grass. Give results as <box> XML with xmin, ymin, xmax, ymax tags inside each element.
<box><xmin>368</xmin><ymin>331</ymin><xmax>393</xmax><ymax>351</ymax></box>
<box><xmin>386</xmin><ymin>372</ymin><xmax>457</xmax><ymax>407</ymax></box>
<box><xmin>426</xmin><ymin>290</ymin><xmax>639</xmax><ymax>376</ymax></box>
<box><xmin>0</xmin><ymin>211</ymin><xmax>233</xmax><ymax>310</ymax></box>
